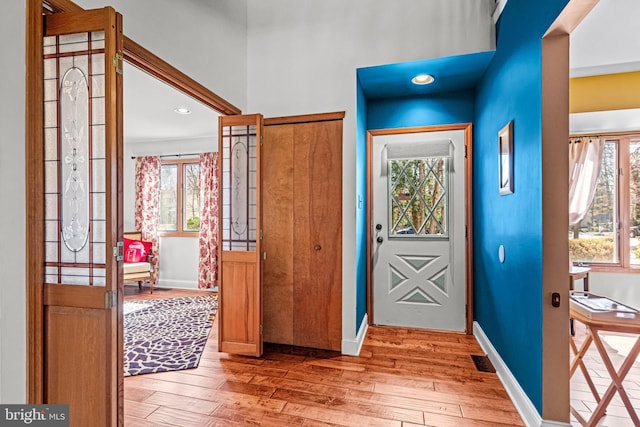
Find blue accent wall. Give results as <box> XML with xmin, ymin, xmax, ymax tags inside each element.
<box><xmin>367</xmin><ymin>91</ymin><xmax>475</xmax><ymax>130</ymax></box>
<box><xmin>355</xmin><ymin>0</ymin><xmax>571</xmax><ymax>415</ymax></box>
<box><xmin>354</xmin><ymin>87</ymin><xmax>476</xmax><ymax>333</ymax></box>
<box><xmin>473</xmin><ymin>0</ymin><xmax>569</xmax><ymax>413</ymax></box>
<box><xmin>355</xmin><ymin>77</ymin><xmax>368</xmax><ymax>331</ymax></box>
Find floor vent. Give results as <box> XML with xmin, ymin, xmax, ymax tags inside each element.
<box><xmin>471</xmin><ymin>354</ymin><xmax>496</xmax><ymax>373</ymax></box>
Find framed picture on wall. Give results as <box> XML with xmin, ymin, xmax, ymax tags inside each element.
<box><xmin>498</xmin><ymin>120</ymin><xmax>514</xmax><ymax>195</ymax></box>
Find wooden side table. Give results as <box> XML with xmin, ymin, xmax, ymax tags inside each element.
<box><xmin>569</xmin><ymin>265</ymin><xmax>591</xmax><ymax>292</ymax></box>
<box><xmin>570</xmin><ymin>292</ymin><xmax>640</xmax><ymax>426</ymax></box>
<box><xmin>569</xmin><ymin>266</ymin><xmax>591</xmax><ymax>336</ymax></box>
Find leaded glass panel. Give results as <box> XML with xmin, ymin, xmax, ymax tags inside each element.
<box><xmin>388</xmin><ymin>157</ymin><xmax>449</xmax><ymax>238</ymax></box>
<box><xmin>43</xmin><ymin>31</ymin><xmax>108</xmax><ymax>286</ymax></box>
<box><xmin>221</xmin><ymin>125</ymin><xmax>257</xmax><ymax>250</ymax></box>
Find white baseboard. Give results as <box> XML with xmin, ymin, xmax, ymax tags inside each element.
<box><xmin>541</xmin><ymin>421</ymin><xmax>572</xmax><ymax>427</ymax></box>
<box><xmin>473</xmin><ymin>322</ymin><xmax>571</xmax><ymax>427</ymax></box>
<box><xmin>342</xmin><ymin>313</ymin><xmax>368</xmax><ymax>356</ymax></box>
<box><xmin>156</xmin><ymin>279</ymin><xmax>198</xmax><ymax>290</ymax></box>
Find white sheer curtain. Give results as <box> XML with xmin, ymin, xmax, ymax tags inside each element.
<box><xmin>569</xmin><ymin>137</ymin><xmax>605</xmax><ymax>226</ymax></box>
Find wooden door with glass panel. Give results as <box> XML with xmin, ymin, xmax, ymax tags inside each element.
<box><xmin>218</xmin><ymin>114</ymin><xmax>263</xmax><ymax>356</ymax></box>
<box><xmin>42</xmin><ymin>7</ymin><xmax>123</xmax><ymax>426</ymax></box>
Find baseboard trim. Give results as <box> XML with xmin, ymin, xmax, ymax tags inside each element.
<box><xmin>474</xmin><ymin>321</ymin><xmax>565</xmax><ymax>427</ymax></box>
<box><xmin>156</xmin><ymin>279</ymin><xmax>198</xmax><ymax>290</ymax></box>
<box><xmin>342</xmin><ymin>313</ymin><xmax>368</xmax><ymax>356</ymax></box>
<box><xmin>541</xmin><ymin>421</ymin><xmax>572</xmax><ymax>427</ymax></box>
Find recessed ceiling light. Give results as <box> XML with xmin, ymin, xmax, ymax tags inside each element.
<box><xmin>174</xmin><ymin>107</ymin><xmax>192</xmax><ymax>115</ymax></box>
<box><xmin>411</xmin><ymin>74</ymin><xmax>435</xmax><ymax>85</ymax></box>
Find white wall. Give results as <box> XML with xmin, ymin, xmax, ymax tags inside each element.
<box><xmin>0</xmin><ymin>0</ymin><xmax>26</xmax><ymax>403</ymax></box>
<box><xmin>76</xmin><ymin>0</ymin><xmax>248</xmax><ymax>111</ymax></box>
<box><xmin>157</xmin><ymin>237</ymin><xmax>199</xmax><ymax>289</ymax></box>
<box><xmin>588</xmin><ymin>273</ymin><xmax>640</xmax><ymax>310</ymax></box>
<box><xmin>246</xmin><ymin>0</ymin><xmax>495</xmax><ymax>344</ymax></box>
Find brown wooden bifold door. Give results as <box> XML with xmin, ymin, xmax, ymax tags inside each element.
<box><xmin>218</xmin><ymin>114</ymin><xmax>264</xmax><ymax>356</ymax></box>
<box><xmin>42</xmin><ymin>7</ymin><xmax>123</xmax><ymax>426</ymax></box>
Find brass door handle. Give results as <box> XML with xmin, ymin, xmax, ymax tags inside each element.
<box><xmin>314</xmin><ymin>244</ymin><xmax>321</xmax><ymax>251</ymax></box>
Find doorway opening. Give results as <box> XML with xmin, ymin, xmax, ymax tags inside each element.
<box><xmin>27</xmin><ymin>0</ymin><xmax>240</xmax><ymax>418</ymax></box>
<box><xmin>366</xmin><ymin>124</ymin><xmax>474</xmax><ymax>333</ymax></box>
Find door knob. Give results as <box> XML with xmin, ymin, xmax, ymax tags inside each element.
<box><xmin>376</xmin><ymin>236</ymin><xmax>383</xmax><ymax>243</ymax></box>
<box><xmin>314</xmin><ymin>244</ymin><xmax>322</xmax><ymax>251</ymax></box>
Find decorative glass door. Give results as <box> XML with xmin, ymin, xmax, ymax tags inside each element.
<box><xmin>41</xmin><ymin>8</ymin><xmax>123</xmax><ymax>425</ymax></box>
<box><xmin>218</xmin><ymin>114</ymin><xmax>263</xmax><ymax>356</ymax></box>
<box><xmin>371</xmin><ymin>129</ymin><xmax>467</xmax><ymax>332</ymax></box>
<box><xmin>44</xmin><ymin>26</ymin><xmax>109</xmax><ymax>286</ymax></box>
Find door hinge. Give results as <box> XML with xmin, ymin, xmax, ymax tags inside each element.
<box><xmin>260</xmin><ymin>324</ymin><xmax>263</xmax><ymax>335</ymax></box>
<box><xmin>112</xmin><ymin>52</ymin><xmax>123</xmax><ymax>75</ymax></box>
<box><xmin>104</xmin><ymin>290</ymin><xmax>117</xmax><ymax>309</ymax></box>
<box><xmin>263</xmin><ymin>251</ymin><xmax>267</xmax><ymax>260</ymax></box>
<box><xmin>465</xmin><ymin>145</ymin><xmax>468</xmax><ymax>158</ymax></box>
<box><xmin>260</xmin><ymin>135</ymin><xmax>264</xmax><ymax>146</ymax></box>
<box><xmin>260</xmin><ymin>229</ymin><xmax>263</xmax><ymax>240</ymax></box>
<box><xmin>113</xmin><ymin>241</ymin><xmax>124</xmax><ymax>261</ymax></box>
<box><xmin>465</xmin><ymin>225</ymin><xmax>468</xmax><ymax>238</ymax></box>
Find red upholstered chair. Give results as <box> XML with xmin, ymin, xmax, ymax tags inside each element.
<box><xmin>123</xmin><ymin>231</ymin><xmax>155</xmax><ymax>293</ymax></box>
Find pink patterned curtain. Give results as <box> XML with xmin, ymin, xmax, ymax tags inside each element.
<box><xmin>134</xmin><ymin>156</ymin><xmax>160</xmax><ymax>283</ymax></box>
<box><xmin>198</xmin><ymin>152</ymin><xmax>219</xmax><ymax>289</ymax></box>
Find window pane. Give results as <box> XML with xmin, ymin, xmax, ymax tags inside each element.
<box><xmin>183</xmin><ymin>163</ymin><xmax>201</xmax><ymax>231</ymax></box>
<box><xmin>388</xmin><ymin>158</ymin><xmax>449</xmax><ymax>238</ymax></box>
<box><xmin>569</xmin><ymin>142</ymin><xmax>618</xmax><ymax>263</ymax></box>
<box><xmin>630</xmin><ymin>140</ymin><xmax>640</xmax><ymax>265</ymax></box>
<box><xmin>159</xmin><ymin>164</ymin><xmax>178</xmax><ymax>231</ymax></box>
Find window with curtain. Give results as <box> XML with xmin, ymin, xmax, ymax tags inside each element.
<box><xmin>569</xmin><ymin>133</ymin><xmax>640</xmax><ymax>270</ymax></box>
<box><xmin>158</xmin><ymin>159</ymin><xmax>201</xmax><ymax>235</ymax></box>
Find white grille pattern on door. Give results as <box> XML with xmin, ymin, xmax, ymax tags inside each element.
<box><xmin>389</xmin><ymin>254</ymin><xmax>448</xmax><ymax>306</ymax></box>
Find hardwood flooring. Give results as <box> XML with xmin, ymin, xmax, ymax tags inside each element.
<box><xmin>571</xmin><ymin>321</ymin><xmax>640</xmax><ymax>426</ymax></box>
<box><xmin>124</xmin><ymin>287</ymin><xmax>524</xmax><ymax>426</ymax></box>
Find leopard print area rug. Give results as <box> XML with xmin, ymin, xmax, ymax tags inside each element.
<box><xmin>124</xmin><ymin>295</ymin><xmax>218</xmax><ymax>376</ymax></box>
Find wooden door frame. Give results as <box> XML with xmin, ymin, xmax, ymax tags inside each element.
<box><xmin>366</xmin><ymin>123</ymin><xmax>474</xmax><ymax>334</ymax></box>
<box><xmin>27</xmin><ymin>0</ymin><xmax>241</xmax><ymax>404</ymax></box>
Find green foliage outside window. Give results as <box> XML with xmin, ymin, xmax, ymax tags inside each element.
<box><xmin>186</xmin><ymin>216</ymin><xmax>200</xmax><ymax>231</ymax></box>
<box><xmin>569</xmin><ymin>238</ymin><xmax>614</xmax><ymax>262</ymax></box>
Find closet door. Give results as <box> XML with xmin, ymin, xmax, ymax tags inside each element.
<box><xmin>293</xmin><ymin>119</ymin><xmax>343</xmax><ymax>351</ymax></box>
<box><xmin>262</xmin><ymin>124</ymin><xmax>294</xmax><ymax>344</ymax></box>
<box><xmin>262</xmin><ymin>112</ymin><xmax>343</xmax><ymax>351</ymax></box>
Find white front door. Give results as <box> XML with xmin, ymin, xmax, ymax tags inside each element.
<box><xmin>372</xmin><ymin>129</ymin><xmax>467</xmax><ymax>331</ymax></box>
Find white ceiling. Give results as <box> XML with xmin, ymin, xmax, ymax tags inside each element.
<box><xmin>570</xmin><ymin>0</ymin><xmax>640</xmax><ymax>78</ymax></box>
<box><xmin>569</xmin><ymin>0</ymin><xmax>640</xmax><ymax>134</ymax></box>
<box><xmin>123</xmin><ymin>62</ymin><xmax>219</xmax><ymax>145</ymax></box>
<box><xmin>122</xmin><ymin>1</ymin><xmax>639</xmax><ymax>141</ymax></box>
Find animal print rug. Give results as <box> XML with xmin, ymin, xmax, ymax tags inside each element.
<box><xmin>123</xmin><ymin>295</ymin><xmax>218</xmax><ymax>376</ymax></box>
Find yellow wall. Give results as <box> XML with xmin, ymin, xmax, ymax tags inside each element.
<box><xmin>570</xmin><ymin>71</ymin><xmax>640</xmax><ymax>113</ymax></box>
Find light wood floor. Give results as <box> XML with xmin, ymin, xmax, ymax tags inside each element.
<box><xmin>571</xmin><ymin>321</ymin><xmax>640</xmax><ymax>426</ymax></box>
<box><xmin>124</xmin><ymin>287</ymin><xmax>524</xmax><ymax>426</ymax></box>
